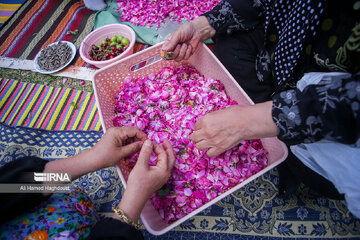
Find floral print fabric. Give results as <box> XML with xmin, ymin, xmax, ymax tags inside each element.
<box><xmin>0</xmin><ymin>188</ymin><xmax>98</xmax><ymax>240</ymax></box>
<box><xmin>272</xmin><ymin>74</ymin><xmax>360</xmax><ymax>145</ymax></box>
<box><xmin>203</xmin><ymin>0</ymin><xmax>263</xmax><ymax>35</ymax></box>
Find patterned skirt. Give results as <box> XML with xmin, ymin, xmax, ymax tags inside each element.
<box><xmin>0</xmin><ymin>188</ymin><xmax>98</xmax><ymax>240</ymax></box>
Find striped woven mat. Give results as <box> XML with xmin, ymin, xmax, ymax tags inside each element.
<box><xmin>0</xmin><ymin>0</ymin><xmax>148</xmax><ymax>70</ymax></box>
<box><xmin>0</xmin><ymin>0</ymin><xmax>95</xmax><ymax>68</ymax></box>
<box><xmin>0</xmin><ymin>0</ymin><xmax>24</xmax><ymax>28</ymax></box>
<box><xmin>0</xmin><ymin>78</ymin><xmax>101</xmax><ymax>131</ymax></box>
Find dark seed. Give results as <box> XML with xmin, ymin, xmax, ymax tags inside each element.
<box><xmin>37</xmin><ymin>42</ymin><xmax>72</xmax><ymax>71</ymax></box>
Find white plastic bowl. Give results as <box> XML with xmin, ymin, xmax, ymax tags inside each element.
<box><xmin>34</xmin><ymin>41</ymin><xmax>76</xmax><ymax>74</ymax></box>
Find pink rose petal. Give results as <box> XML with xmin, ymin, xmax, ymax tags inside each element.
<box><xmin>113</xmin><ymin>65</ymin><xmax>268</xmax><ymax>223</ymax></box>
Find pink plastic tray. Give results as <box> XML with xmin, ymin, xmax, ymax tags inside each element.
<box><xmin>92</xmin><ymin>42</ymin><xmax>288</xmax><ymax>235</ymax></box>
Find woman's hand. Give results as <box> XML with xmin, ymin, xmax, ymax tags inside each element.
<box><xmin>44</xmin><ymin>127</ymin><xmax>147</xmax><ymax>181</ymax></box>
<box><xmin>116</xmin><ymin>139</ymin><xmax>176</xmax><ymax>223</ymax></box>
<box><xmin>162</xmin><ymin>16</ymin><xmax>216</xmax><ymax>61</ymax></box>
<box><xmin>191</xmin><ymin>102</ymin><xmax>279</xmax><ymax>157</ymax></box>
<box><xmin>91</xmin><ymin>127</ymin><xmax>148</xmax><ymax>169</ymax></box>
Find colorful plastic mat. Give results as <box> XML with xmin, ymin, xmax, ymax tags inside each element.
<box><xmin>0</xmin><ymin>78</ymin><xmax>101</xmax><ymax>131</ymax></box>
<box><xmin>0</xmin><ymin>122</ymin><xmax>359</xmax><ymax>239</ymax></box>
<box><xmin>0</xmin><ymin>0</ymin><xmax>95</xmax><ymax>68</ymax></box>
<box><xmin>0</xmin><ymin>0</ymin><xmax>24</xmax><ymax>28</ymax></box>
<box><xmin>0</xmin><ymin>0</ymin><xmax>149</xmax><ymax>70</ymax></box>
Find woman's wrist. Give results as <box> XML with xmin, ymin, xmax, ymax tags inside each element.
<box><xmin>86</xmin><ymin>147</ymin><xmax>111</xmax><ymax>169</ymax></box>
<box><xmin>191</xmin><ymin>16</ymin><xmax>216</xmax><ymax>41</ymax></box>
<box><xmin>114</xmin><ymin>188</ymin><xmax>148</xmax><ymax>223</ymax></box>
<box><xmin>43</xmin><ymin>149</ymin><xmax>102</xmax><ymax>181</ymax></box>
<box><xmin>248</xmin><ymin>101</ymin><xmax>278</xmax><ymax>138</ymax></box>
<box><xmin>230</xmin><ymin>102</ymin><xmax>278</xmax><ymax>140</ymax></box>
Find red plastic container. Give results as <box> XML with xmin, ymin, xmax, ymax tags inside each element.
<box><xmin>92</xmin><ymin>42</ymin><xmax>288</xmax><ymax>235</ymax></box>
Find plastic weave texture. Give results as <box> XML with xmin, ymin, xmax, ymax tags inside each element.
<box><xmin>92</xmin><ymin>42</ymin><xmax>288</xmax><ymax>235</ymax></box>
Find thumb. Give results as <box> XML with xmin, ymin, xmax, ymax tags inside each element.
<box><xmin>162</xmin><ymin>32</ymin><xmax>179</xmax><ymax>51</ymax></box>
<box><xmin>137</xmin><ymin>139</ymin><xmax>153</xmax><ymax>168</ymax></box>
<box><xmin>118</xmin><ymin>141</ymin><xmax>142</xmax><ymax>159</ymax></box>
<box><xmin>194</xmin><ymin>117</ymin><xmax>203</xmax><ymax>131</ymax></box>
<box><xmin>206</xmin><ymin>147</ymin><xmax>224</xmax><ymax>158</ymax></box>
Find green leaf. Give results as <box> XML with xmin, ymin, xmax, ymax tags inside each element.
<box><xmin>178</xmin><ymin>148</ymin><xmax>185</xmax><ymax>155</ymax></box>
<box><xmin>67</xmin><ymin>30</ymin><xmax>79</xmax><ymax>35</ymax></box>
<box><xmin>70</xmin><ymin>101</ymin><xmax>79</xmax><ymax>110</ymax></box>
<box><xmin>164</xmin><ymin>52</ymin><xmax>175</xmax><ymax>60</ymax></box>
<box><xmin>157</xmin><ymin>184</ymin><xmax>174</xmax><ymax>198</ymax></box>
<box><xmin>164</xmin><ymin>128</ymin><xmax>172</xmax><ymax>134</ymax></box>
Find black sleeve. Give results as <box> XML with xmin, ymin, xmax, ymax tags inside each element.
<box><xmin>88</xmin><ymin>217</ymin><xmax>144</xmax><ymax>240</ymax></box>
<box><xmin>272</xmin><ymin>74</ymin><xmax>360</xmax><ymax>145</ymax></box>
<box><xmin>203</xmin><ymin>0</ymin><xmax>264</xmax><ymax>37</ymax></box>
<box><xmin>0</xmin><ymin>156</ymin><xmax>50</xmax><ymax>225</ymax></box>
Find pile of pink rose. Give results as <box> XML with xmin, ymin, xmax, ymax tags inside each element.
<box><xmin>113</xmin><ymin>65</ymin><xmax>268</xmax><ymax>223</ymax></box>
<box><xmin>116</xmin><ymin>0</ymin><xmax>222</xmax><ymax>29</ymax></box>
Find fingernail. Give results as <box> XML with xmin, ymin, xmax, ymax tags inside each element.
<box><xmin>144</xmin><ymin>139</ymin><xmax>152</xmax><ymax>147</ymax></box>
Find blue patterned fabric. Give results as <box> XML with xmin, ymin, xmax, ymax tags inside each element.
<box><xmin>0</xmin><ymin>122</ymin><xmax>359</xmax><ymax>239</ymax></box>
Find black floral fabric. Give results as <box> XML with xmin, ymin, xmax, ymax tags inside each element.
<box><xmin>272</xmin><ymin>74</ymin><xmax>360</xmax><ymax>145</ymax></box>
<box><xmin>204</xmin><ymin>0</ymin><xmax>264</xmax><ymax>36</ymax></box>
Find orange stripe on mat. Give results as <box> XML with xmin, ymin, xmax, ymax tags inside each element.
<box><xmin>39</xmin><ymin>1</ymin><xmax>83</xmax><ymax>51</ymax></box>
<box><xmin>74</xmin><ymin>55</ymin><xmax>86</xmax><ymax>67</ymax></box>
<box><xmin>0</xmin><ymin>0</ymin><xmax>45</xmax><ymax>55</ymax></box>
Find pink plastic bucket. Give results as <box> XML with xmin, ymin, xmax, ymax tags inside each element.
<box><xmin>79</xmin><ymin>24</ymin><xmax>136</xmax><ymax>68</ymax></box>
